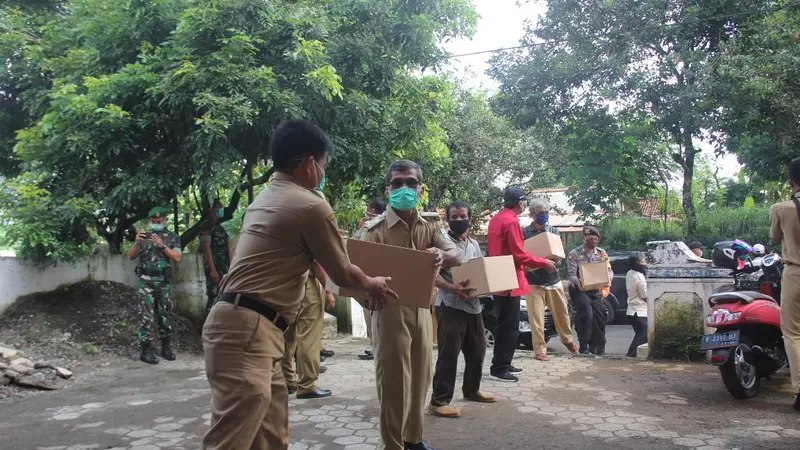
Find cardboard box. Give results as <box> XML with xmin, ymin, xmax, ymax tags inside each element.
<box><xmin>451</xmin><ymin>255</ymin><xmax>519</xmax><ymax>297</ymax></box>
<box><xmin>523</xmin><ymin>231</ymin><xmax>565</xmax><ymax>260</ymax></box>
<box><xmin>579</xmin><ymin>261</ymin><xmax>611</xmax><ymax>291</ymax></box>
<box><xmin>325</xmin><ymin>239</ymin><xmax>438</xmax><ymax>308</ymax></box>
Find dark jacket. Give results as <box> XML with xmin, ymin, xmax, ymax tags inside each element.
<box><xmin>522</xmin><ymin>224</ymin><xmax>562</xmax><ymax>287</ymax></box>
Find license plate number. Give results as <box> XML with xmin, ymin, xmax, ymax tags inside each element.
<box><xmin>700</xmin><ymin>330</ymin><xmax>740</xmax><ymax>350</ymax></box>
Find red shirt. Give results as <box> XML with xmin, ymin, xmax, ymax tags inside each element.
<box><xmin>487</xmin><ymin>208</ymin><xmax>551</xmax><ymax>296</ymax></box>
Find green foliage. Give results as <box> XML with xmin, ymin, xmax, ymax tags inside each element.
<box><xmin>652</xmin><ymin>299</ymin><xmax>704</xmax><ymax>362</ymax></box>
<box><xmin>598</xmin><ymin>214</ymin><xmax>683</xmax><ymax>251</ymax></box>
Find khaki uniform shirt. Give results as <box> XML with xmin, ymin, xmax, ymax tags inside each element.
<box><xmin>219</xmin><ymin>172</ymin><xmax>349</xmax><ymax>321</ymax></box>
<box><xmin>770</xmin><ymin>193</ymin><xmax>800</xmax><ymax>266</ymax></box>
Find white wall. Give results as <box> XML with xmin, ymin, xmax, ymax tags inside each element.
<box><xmin>0</xmin><ymin>255</ymin><xmax>208</xmax><ymax>324</ymax></box>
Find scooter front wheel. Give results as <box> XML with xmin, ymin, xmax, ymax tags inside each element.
<box><xmin>719</xmin><ymin>339</ymin><xmax>760</xmax><ymax>399</ymax></box>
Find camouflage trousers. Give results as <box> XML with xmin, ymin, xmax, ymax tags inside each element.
<box><xmin>138</xmin><ymin>276</ymin><xmax>173</xmax><ymax>342</ymax></box>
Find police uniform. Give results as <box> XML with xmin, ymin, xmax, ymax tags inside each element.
<box><xmin>567</xmin><ymin>226</ymin><xmax>613</xmax><ymax>355</ymax></box>
<box><xmin>202</xmin><ymin>172</ymin><xmax>350</xmax><ymax>450</ymax></box>
<box><xmin>135</xmin><ymin>207</ymin><xmax>181</xmax><ymax>362</ymax></box>
<box><xmin>771</xmin><ymin>192</ymin><xmax>800</xmax><ymax>397</ymax></box>
<box><xmin>357</xmin><ymin>207</ymin><xmax>456</xmax><ymax>450</ymax></box>
<box><xmin>199</xmin><ymin>218</ymin><xmax>230</xmax><ymax>311</ymax></box>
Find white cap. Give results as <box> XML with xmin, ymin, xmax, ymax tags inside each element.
<box><xmin>753</xmin><ymin>244</ymin><xmax>765</xmax><ymax>254</ymax></box>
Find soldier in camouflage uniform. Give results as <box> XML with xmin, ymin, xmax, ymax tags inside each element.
<box><xmin>200</xmin><ymin>199</ymin><xmax>230</xmax><ymax>312</ymax></box>
<box><xmin>127</xmin><ymin>206</ymin><xmax>182</xmax><ymax>364</ymax></box>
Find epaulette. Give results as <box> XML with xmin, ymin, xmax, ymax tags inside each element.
<box><xmin>364</xmin><ymin>215</ymin><xmax>385</xmax><ymax>230</ymax></box>
<box><xmin>421</xmin><ymin>211</ymin><xmax>442</xmax><ymax>225</ymax></box>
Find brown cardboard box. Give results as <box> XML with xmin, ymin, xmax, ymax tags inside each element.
<box><xmin>523</xmin><ymin>231</ymin><xmax>565</xmax><ymax>260</ymax></box>
<box><xmin>451</xmin><ymin>255</ymin><xmax>518</xmax><ymax>297</ymax></box>
<box><xmin>325</xmin><ymin>239</ymin><xmax>438</xmax><ymax>308</ymax></box>
<box><xmin>579</xmin><ymin>261</ymin><xmax>611</xmax><ymax>291</ymax></box>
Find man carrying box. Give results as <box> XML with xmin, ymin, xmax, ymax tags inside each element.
<box><xmin>522</xmin><ymin>198</ymin><xmax>577</xmax><ymax>361</ymax></box>
<box><xmin>357</xmin><ymin>159</ymin><xmax>460</xmax><ymax>450</ymax></box>
<box><xmin>567</xmin><ymin>226</ymin><xmax>613</xmax><ymax>355</ymax></box>
<box><xmin>487</xmin><ymin>187</ymin><xmax>557</xmax><ymax>383</ymax></box>
<box><xmin>428</xmin><ymin>201</ymin><xmax>496</xmax><ymax>419</ymax></box>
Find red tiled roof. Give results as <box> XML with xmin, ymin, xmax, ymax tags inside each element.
<box><xmin>637</xmin><ymin>198</ymin><xmax>660</xmax><ymax>217</ymax></box>
<box><xmin>528</xmin><ymin>187</ymin><xmax>569</xmax><ymax>194</ymax></box>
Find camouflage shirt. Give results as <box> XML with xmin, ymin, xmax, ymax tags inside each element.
<box><xmin>138</xmin><ymin>231</ymin><xmax>181</xmax><ymax>273</ymax></box>
<box><xmin>199</xmin><ymin>220</ymin><xmax>230</xmax><ymax>275</ymax></box>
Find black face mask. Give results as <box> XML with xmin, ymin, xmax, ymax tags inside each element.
<box><xmin>448</xmin><ymin>219</ymin><xmax>470</xmax><ymax>236</ymax></box>
<box><xmin>632</xmin><ymin>263</ymin><xmax>647</xmax><ymax>276</ymax></box>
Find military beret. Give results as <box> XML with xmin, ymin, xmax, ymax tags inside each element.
<box><xmin>583</xmin><ymin>225</ymin><xmax>601</xmax><ymax>238</ymax></box>
<box><xmin>148</xmin><ymin>206</ymin><xmax>168</xmax><ymax>218</ymax></box>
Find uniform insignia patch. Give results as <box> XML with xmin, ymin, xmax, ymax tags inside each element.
<box><xmin>440</xmin><ymin>228</ymin><xmax>451</xmax><ymax>241</ymax></box>
<box><xmin>327</xmin><ymin>213</ymin><xmax>337</xmax><ymax>224</ymax></box>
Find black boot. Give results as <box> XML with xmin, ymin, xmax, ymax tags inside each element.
<box><xmin>140</xmin><ymin>341</ymin><xmax>159</xmax><ymax>365</ymax></box>
<box><xmin>161</xmin><ymin>337</ymin><xmax>176</xmax><ymax>361</ymax></box>
<box><xmin>793</xmin><ymin>393</ymin><xmax>800</xmax><ymax>411</ymax></box>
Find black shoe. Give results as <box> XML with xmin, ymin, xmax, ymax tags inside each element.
<box><xmin>358</xmin><ymin>353</ymin><xmax>374</xmax><ymax>360</ymax></box>
<box><xmin>489</xmin><ymin>371</ymin><xmax>518</xmax><ymax>383</ymax></box>
<box><xmin>365</xmin><ymin>349</ymin><xmax>373</xmax><ymax>356</ymax></box>
<box><xmin>297</xmin><ymin>388</ymin><xmax>332</xmax><ymax>399</ymax></box>
<box><xmin>404</xmin><ymin>441</ymin><xmax>438</xmax><ymax>450</ymax></box>
<box><xmin>139</xmin><ymin>341</ymin><xmax>159</xmax><ymax>365</ymax></box>
<box><xmin>160</xmin><ymin>337</ymin><xmax>176</xmax><ymax>361</ymax></box>
<box><xmin>320</xmin><ymin>366</ymin><xmax>328</xmax><ymax>374</ymax></box>
<box><xmin>321</xmin><ymin>349</ymin><xmax>335</xmax><ymax>358</ymax></box>
<box><xmin>320</xmin><ymin>355</ymin><xmax>326</xmax><ymax>363</ymax></box>
<box><xmin>288</xmin><ymin>386</ymin><xmax>297</xmax><ymax>395</ymax></box>
<box><xmin>793</xmin><ymin>393</ymin><xmax>800</xmax><ymax>411</ymax></box>
<box><xmin>579</xmin><ymin>345</ymin><xmax>591</xmax><ymax>355</ymax></box>
<box><xmin>594</xmin><ymin>348</ymin><xmax>605</xmax><ymax>356</ymax></box>
<box><xmin>508</xmin><ymin>366</ymin><xmax>523</xmax><ymax>375</ymax></box>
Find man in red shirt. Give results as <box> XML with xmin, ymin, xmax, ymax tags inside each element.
<box><xmin>487</xmin><ymin>187</ymin><xmax>557</xmax><ymax>382</ymax></box>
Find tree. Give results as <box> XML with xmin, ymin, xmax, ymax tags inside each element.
<box><xmin>489</xmin><ymin>0</ymin><xmax>770</xmax><ymax>234</ymax></box>
<box><xmin>710</xmin><ymin>1</ymin><xmax>800</xmax><ymax>181</ymax></box>
<box><xmin>1</xmin><ymin>0</ymin><xmax>476</xmax><ymax>261</ymax></box>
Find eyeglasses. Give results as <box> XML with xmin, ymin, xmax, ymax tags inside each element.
<box><xmin>389</xmin><ymin>178</ymin><xmax>420</xmax><ymax>190</ymax></box>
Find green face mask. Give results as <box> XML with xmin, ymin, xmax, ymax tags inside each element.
<box><xmin>216</xmin><ymin>209</ymin><xmax>224</xmax><ymax>219</ymax></box>
<box><xmin>150</xmin><ymin>223</ymin><xmax>165</xmax><ymax>232</ymax></box>
<box><xmin>315</xmin><ymin>174</ymin><xmax>327</xmax><ymax>191</ymax></box>
<box><xmin>389</xmin><ymin>187</ymin><xmax>418</xmax><ymax>211</ymax></box>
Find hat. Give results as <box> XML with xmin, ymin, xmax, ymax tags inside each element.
<box><xmin>583</xmin><ymin>225</ymin><xmax>601</xmax><ymax>238</ymax></box>
<box><xmin>503</xmin><ymin>187</ymin><xmax>528</xmax><ymax>205</ymax></box>
<box><xmin>148</xmin><ymin>206</ymin><xmax>168</xmax><ymax>218</ymax></box>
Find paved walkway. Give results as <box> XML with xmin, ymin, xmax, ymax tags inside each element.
<box><xmin>1</xmin><ymin>338</ymin><xmax>799</xmax><ymax>450</ymax></box>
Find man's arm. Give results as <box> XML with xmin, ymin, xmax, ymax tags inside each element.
<box><xmin>505</xmin><ymin>222</ymin><xmax>553</xmax><ymax>270</ymax></box>
<box><xmin>770</xmin><ymin>206</ymin><xmax>783</xmax><ymax>245</ymax></box>
<box><xmin>200</xmin><ymin>241</ymin><xmax>217</xmax><ymax>275</ymax></box>
<box><xmin>637</xmin><ymin>275</ymin><xmax>648</xmax><ymax>300</ymax></box>
<box><xmin>127</xmin><ymin>243</ymin><xmax>139</xmax><ymax>260</ymax></box>
<box><xmin>313</xmin><ymin>261</ymin><xmax>337</xmax><ymax>310</ymax></box>
<box><xmin>567</xmin><ymin>252</ymin><xmax>579</xmax><ymax>287</ymax></box>
<box><xmin>431</xmin><ymin>229</ymin><xmax>460</xmax><ymax>268</ymax></box>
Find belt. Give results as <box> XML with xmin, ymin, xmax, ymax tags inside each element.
<box><xmin>216</xmin><ymin>293</ymin><xmax>289</xmax><ymax>332</ymax></box>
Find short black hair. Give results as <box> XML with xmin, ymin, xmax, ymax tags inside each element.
<box><xmin>270</xmin><ymin>120</ymin><xmax>333</xmax><ymax>172</ymax></box>
<box><xmin>385</xmin><ymin>159</ymin><xmax>423</xmax><ymax>184</ymax></box>
<box><xmin>688</xmin><ymin>241</ymin><xmax>703</xmax><ymax>250</ymax></box>
<box><xmin>629</xmin><ymin>252</ymin><xmax>646</xmax><ymax>266</ymax></box>
<box><xmin>370</xmin><ymin>198</ymin><xmax>387</xmax><ymax>214</ymax></box>
<box><xmin>446</xmin><ymin>201</ymin><xmax>472</xmax><ymax>219</ymax></box>
<box><xmin>790</xmin><ymin>157</ymin><xmax>800</xmax><ymax>184</ymax></box>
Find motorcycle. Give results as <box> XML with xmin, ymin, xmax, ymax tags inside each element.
<box><xmin>700</xmin><ymin>240</ymin><xmax>787</xmax><ymax>399</ymax></box>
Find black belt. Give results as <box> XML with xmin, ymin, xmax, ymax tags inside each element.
<box><xmin>216</xmin><ymin>293</ymin><xmax>289</xmax><ymax>332</ymax></box>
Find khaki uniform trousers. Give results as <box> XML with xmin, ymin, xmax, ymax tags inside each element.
<box><xmin>363</xmin><ymin>307</ymin><xmax>373</xmax><ymax>344</ymax></box>
<box><xmin>373</xmin><ymin>305</ymin><xmax>433</xmax><ymax>450</ymax></box>
<box><xmin>202</xmin><ymin>302</ymin><xmax>288</xmax><ymax>450</ymax></box>
<box><xmin>282</xmin><ymin>277</ymin><xmax>325</xmax><ymax>394</ymax></box>
<box><xmin>782</xmin><ymin>265</ymin><xmax>800</xmax><ymax>393</ymax></box>
<box><xmin>526</xmin><ymin>285</ymin><xmax>574</xmax><ymax>355</ymax></box>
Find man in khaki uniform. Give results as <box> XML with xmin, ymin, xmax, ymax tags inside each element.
<box><xmin>358</xmin><ymin>159</ymin><xmax>460</xmax><ymax>450</ymax></box>
<box><xmin>202</xmin><ymin>120</ymin><xmax>396</xmax><ymax>450</ymax></box>
<box><xmin>770</xmin><ymin>157</ymin><xmax>800</xmax><ymax>411</ymax></box>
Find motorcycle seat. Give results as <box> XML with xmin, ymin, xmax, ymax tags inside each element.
<box><xmin>709</xmin><ymin>291</ymin><xmax>777</xmax><ymax>305</ymax></box>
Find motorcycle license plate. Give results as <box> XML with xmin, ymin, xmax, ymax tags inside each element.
<box><xmin>699</xmin><ymin>330</ymin><xmax>740</xmax><ymax>350</ymax></box>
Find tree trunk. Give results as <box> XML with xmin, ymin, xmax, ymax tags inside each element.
<box><xmin>682</xmin><ymin>134</ymin><xmax>698</xmax><ymax>236</ymax></box>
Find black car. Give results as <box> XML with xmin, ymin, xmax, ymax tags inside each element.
<box><xmin>480</xmin><ymin>296</ymin><xmax>558</xmax><ymax>350</ymax></box>
<box><xmin>607</xmin><ymin>251</ymin><xmax>635</xmax><ymax>324</ymax></box>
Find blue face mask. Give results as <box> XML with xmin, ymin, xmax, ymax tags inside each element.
<box><xmin>535</xmin><ymin>213</ymin><xmax>549</xmax><ymax>225</ymax></box>
<box><xmin>216</xmin><ymin>209</ymin><xmax>224</xmax><ymax>219</ymax></box>
<box><xmin>389</xmin><ymin>187</ymin><xmax>419</xmax><ymax>211</ymax></box>
<box><xmin>150</xmin><ymin>223</ymin><xmax>165</xmax><ymax>232</ymax></box>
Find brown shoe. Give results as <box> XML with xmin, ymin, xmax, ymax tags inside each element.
<box><xmin>534</xmin><ymin>353</ymin><xmax>550</xmax><ymax>361</ymax></box>
<box><xmin>427</xmin><ymin>404</ymin><xmax>462</xmax><ymax>418</ymax></box>
<box><xmin>466</xmin><ymin>391</ymin><xmax>497</xmax><ymax>403</ymax></box>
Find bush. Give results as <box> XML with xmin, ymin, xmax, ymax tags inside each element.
<box><xmin>598</xmin><ymin>206</ymin><xmax>772</xmax><ymax>251</ymax></box>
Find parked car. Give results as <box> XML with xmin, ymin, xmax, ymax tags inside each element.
<box><xmin>480</xmin><ymin>296</ymin><xmax>559</xmax><ymax>349</ymax></box>
<box><xmin>606</xmin><ymin>251</ymin><xmax>634</xmax><ymax>324</ymax></box>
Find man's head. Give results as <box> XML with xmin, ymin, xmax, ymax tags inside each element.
<box><xmin>148</xmin><ymin>206</ymin><xmax>169</xmax><ymax>232</ymax></box>
<box><xmin>367</xmin><ymin>198</ymin><xmax>387</xmax><ymax>217</ymax></box>
<box><xmin>210</xmin><ymin>199</ymin><xmax>223</xmax><ymax>223</ymax></box>
<box><xmin>629</xmin><ymin>252</ymin><xmax>648</xmax><ymax>275</ymax></box>
<box><xmin>528</xmin><ymin>197</ymin><xmax>551</xmax><ymax>229</ymax></box>
<box><xmin>789</xmin><ymin>157</ymin><xmax>800</xmax><ymax>193</ymax></box>
<box><xmin>503</xmin><ymin>187</ymin><xmax>528</xmax><ymax>214</ymax></box>
<box><xmin>385</xmin><ymin>159</ymin><xmax>424</xmax><ymax>212</ymax></box>
<box><xmin>582</xmin><ymin>225</ymin><xmax>601</xmax><ymax>249</ymax></box>
<box><xmin>688</xmin><ymin>241</ymin><xmax>703</xmax><ymax>257</ymax></box>
<box><xmin>270</xmin><ymin>120</ymin><xmax>332</xmax><ymax>190</ymax></box>
<box><xmin>446</xmin><ymin>201</ymin><xmax>472</xmax><ymax>237</ymax></box>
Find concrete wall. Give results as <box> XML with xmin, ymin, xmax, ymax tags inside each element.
<box><xmin>0</xmin><ymin>255</ymin><xmax>208</xmax><ymax>325</ymax></box>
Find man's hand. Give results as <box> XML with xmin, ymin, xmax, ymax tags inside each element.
<box><xmin>151</xmin><ymin>234</ymin><xmax>165</xmax><ymax>249</ymax></box>
<box><xmin>210</xmin><ymin>268</ymin><xmax>220</xmax><ymax>283</ymax></box>
<box><xmin>366</xmin><ymin>276</ymin><xmax>398</xmax><ymax>311</ymax></box>
<box><xmin>326</xmin><ymin>292</ymin><xmax>336</xmax><ymax>311</ymax></box>
<box><xmin>425</xmin><ymin>248</ymin><xmax>444</xmax><ymax>270</ymax></box>
<box><xmin>542</xmin><ymin>259</ymin><xmax>557</xmax><ymax>273</ymax></box>
<box><xmin>448</xmin><ymin>279</ymin><xmax>475</xmax><ymax>300</ymax></box>
<box><xmin>135</xmin><ymin>231</ymin><xmax>146</xmax><ymax>244</ymax></box>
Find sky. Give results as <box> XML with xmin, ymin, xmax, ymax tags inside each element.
<box><xmin>438</xmin><ymin>0</ymin><xmax>741</xmax><ymax>183</ymax></box>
